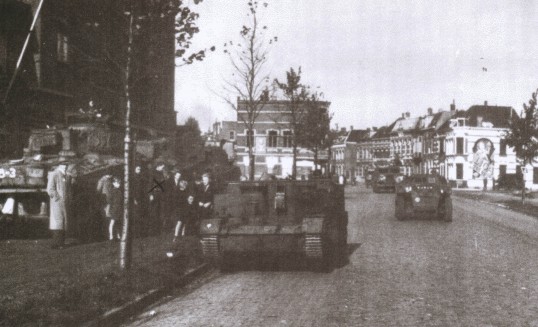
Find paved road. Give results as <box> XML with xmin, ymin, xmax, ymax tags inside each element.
<box><xmin>124</xmin><ymin>185</ymin><xmax>538</xmax><ymax>327</ymax></box>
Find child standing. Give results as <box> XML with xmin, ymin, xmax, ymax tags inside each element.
<box><xmin>107</xmin><ymin>177</ymin><xmax>123</xmax><ymax>241</ymax></box>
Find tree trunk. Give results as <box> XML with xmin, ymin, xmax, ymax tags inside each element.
<box><xmin>292</xmin><ymin>143</ymin><xmax>297</xmax><ymax>180</ymax></box>
<box><xmin>521</xmin><ymin>164</ymin><xmax>526</xmax><ymax>204</ymax></box>
<box><xmin>119</xmin><ymin>13</ymin><xmax>134</xmax><ymax>270</ymax></box>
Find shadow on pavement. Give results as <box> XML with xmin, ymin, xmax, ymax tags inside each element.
<box><xmin>218</xmin><ymin>243</ymin><xmax>362</xmax><ymax>273</ymax></box>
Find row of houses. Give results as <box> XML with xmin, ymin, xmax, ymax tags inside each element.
<box><xmin>332</xmin><ymin>101</ymin><xmax>538</xmax><ymax>190</ymax></box>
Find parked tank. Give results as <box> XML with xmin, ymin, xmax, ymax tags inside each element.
<box><xmin>199</xmin><ymin>179</ymin><xmax>348</xmax><ymax>271</ymax></box>
<box><xmin>0</xmin><ymin>117</ymin><xmax>168</xmax><ymax>241</ymax></box>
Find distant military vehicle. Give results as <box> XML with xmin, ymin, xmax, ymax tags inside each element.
<box><xmin>394</xmin><ymin>174</ymin><xmax>452</xmax><ymax>221</ymax></box>
<box><xmin>199</xmin><ymin>179</ymin><xmax>348</xmax><ymax>271</ymax></box>
<box><xmin>371</xmin><ymin>166</ymin><xmax>403</xmax><ymax>193</ymax></box>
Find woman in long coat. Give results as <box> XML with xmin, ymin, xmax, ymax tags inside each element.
<box><xmin>47</xmin><ymin>162</ymin><xmax>71</xmax><ymax>248</ymax></box>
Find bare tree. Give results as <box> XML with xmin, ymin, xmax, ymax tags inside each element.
<box><xmin>222</xmin><ymin>1</ymin><xmax>275</xmax><ymax>180</ymax></box>
<box><xmin>74</xmin><ymin>0</ymin><xmax>210</xmax><ymax>270</ymax></box>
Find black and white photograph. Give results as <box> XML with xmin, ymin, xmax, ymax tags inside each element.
<box><xmin>1</xmin><ymin>0</ymin><xmax>538</xmax><ymax>326</ymax></box>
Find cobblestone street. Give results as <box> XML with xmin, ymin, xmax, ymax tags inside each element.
<box><xmin>124</xmin><ymin>185</ymin><xmax>538</xmax><ymax>327</ymax></box>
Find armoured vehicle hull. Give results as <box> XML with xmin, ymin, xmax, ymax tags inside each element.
<box><xmin>199</xmin><ymin>179</ymin><xmax>348</xmax><ymax>271</ymax></box>
<box><xmin>372</xmin><ymin>166</ymin><xmax>403</xmax><ymax>193</ymax></box>
<box><xmin>394</xmin><ymin>174</ymin><xmax>452</xmax><ymax>221</ymax></box>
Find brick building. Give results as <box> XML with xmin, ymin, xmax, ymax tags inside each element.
<box><xmin>217</xmin><ymin>99</ymin><xmax>331</xmax><ymax>179</ymax></box>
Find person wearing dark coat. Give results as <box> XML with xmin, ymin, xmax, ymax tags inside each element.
<box><xmin>173</xmin><ymin>180</ymin><xmax>191</xmax><ymax>242</ymax></box>
<box><xmin>148</xmin><ymin>164</ymin><xmax>165</xmax><ymax>235</ymax></box>
<box><xmin>106</xmin><ymin>177</ymin><xmax>123</xmax><ymax>241</ymax></box>
<box><xmin>132</xmin><ymin>165</ymin><xmax>149</xmax><ymax>237</ymax></box>
<box><xmin>182</xmin><ymin>194</ymin><xmax>200</xmax><ymax>236</ymax></box>
<box><xmin>197</xmin><ymin>173</ymin><xmax>214</xmax><ymax>220</ymax></box>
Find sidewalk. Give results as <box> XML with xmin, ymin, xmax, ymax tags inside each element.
<box><xmin>452</xmin><ymin>189</ymin><xmax>538</xmax><ymax>219</ymax></box>
<box><xmin>0</xmin><ymin>234</ymin><xmax>204</xmax><ymax>326</ymax></box>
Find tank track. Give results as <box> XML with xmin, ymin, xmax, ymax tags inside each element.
<box><xmin>304</xmin><ymin>234</ymin><xmax>324</xmax><ymax>259</ymax></box>
<box><xmin>200</xmin><ymin>236</ymin><xmax>220</xmax><ymax>259</ymax></box>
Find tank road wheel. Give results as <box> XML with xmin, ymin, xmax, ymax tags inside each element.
<box><xmin>305</xmin><ymin>234</ymin><xmax>330</xmax><ymax>272</ymax></box>
<box><xmin>395</xmin><ymin>195</ymin><xmax>407</xmax><ymax>221</ymax></box>
<box><xmin>438</xmin><ymin>197</ymin><xmax>453</xmax><ymax>222</ymax></box>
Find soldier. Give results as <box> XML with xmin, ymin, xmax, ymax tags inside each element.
<box><xmin>47</xmin><ymin>162</ymin><xmax>71</xmax><ymax>249</ymax></box>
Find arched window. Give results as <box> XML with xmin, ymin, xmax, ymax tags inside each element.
<box><xmin>267</xmin><ymin>130</ymin><xmax>278</xmax><ymax>148</ymax></box>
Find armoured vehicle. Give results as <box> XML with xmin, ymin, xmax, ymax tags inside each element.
<box><xmin>371</xmin><ymin>166</ymin><xmax>403</xmax><ymax>193</ymax></box>
<box><xmin>394</xmin><ymin>173</ymin><xmax>452</xmax><ymax>221</ymax></box>
<box><xmin>0</xmin><ymin>117</ymin><xmax>167</xmax><ymax>240</ymax></box>
<box><xmin>199</xmin><ymin>179</ymin><xmax>348</xmax><ymax>271</ymax></box>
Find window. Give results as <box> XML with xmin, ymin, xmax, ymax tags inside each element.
<box><xmin>267</xmin><ymin>130</ymin><xmax>278</xmax><ymax>148</ymax></box>
<box><xmin>456</xmin><ymin>137</ymin><xmax>464</xmax><ymax>155</ymax></box>
<box><xmin>229</xmin><ymin>131</ymin><xmax>235</xmax><ymax>140</ymax></box>
<box><xmin>246</xmin><ymin>130</ymin><xmax>254</xmax><ymax>147</ymax></box>
<box><xmin>57</xmin><ymin>32</ymin><xmax>69</xmax><ymax>63</ymax></box>
<box><xmin>500</xmin><ymin>139</ymin><xmax>507</xmax><ymax>156</ymax></box>
<box><xmin>439</xmin><ymin>138</ymin><xmax>445</xmax><ymax>153</ymax></box>
<box><xmin>534</xmin><ymin>168</ymin><xmax>538</xmax><ymax>184</ymax></box>
<box><xmin>282</xmin><ymin>131</ymin><xmax>292</xmax><ymax>148</ymax></box>
<box><xmin>456</xmin><ymin>163</ymin><xmax>463</xmax><ymax>179</ymax></box>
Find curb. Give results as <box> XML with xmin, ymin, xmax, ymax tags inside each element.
<box><xmin>82</xmin><ymin>263</ymin><xmax>211</xmax><ymax>327</ymax></box>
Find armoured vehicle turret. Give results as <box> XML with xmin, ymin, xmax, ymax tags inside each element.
<box><xmin>199</xmin><ymin>179</ymin><xmax>348</xmax><ymax>271</ymax></box>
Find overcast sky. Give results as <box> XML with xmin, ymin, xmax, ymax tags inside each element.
<box><xmin>174</xmin><ymin>0</ymin><xmax>538</xmax><ymax>132</ymax></box>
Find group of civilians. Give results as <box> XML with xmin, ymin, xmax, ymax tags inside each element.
<box><xmin>47</xmin><ymin>161</ymin><xmax>214</xmax><ymax>249</ymax></box>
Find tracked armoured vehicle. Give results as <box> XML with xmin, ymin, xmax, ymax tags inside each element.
<box><xmin>199</xmin><ymin>179</ymin><xmax>348</xmax><ymax>271</ymax></box>
<box><xmin>0</xmin><ymin>117</ymin><xmax>168</xmax><ymax>240</ymax></box>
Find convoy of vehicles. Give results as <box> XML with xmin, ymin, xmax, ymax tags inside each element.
<box><xmin>394</xmin><ymin>173</ymin><xmax>453</xmax><ymax>222</ymax></box>
<box><xmin>199</xmin><ymin>179</ymin><xmax>348</xmax><ymax>271</ymax></box>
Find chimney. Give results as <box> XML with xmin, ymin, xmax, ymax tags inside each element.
<box><xmin>350</xmin><ymin>125</ymin><xmax>354</xmax><ymax>131</ymax></box>
<box><xmin>406</xmin><ymin>112</ymin><xmax>410</xmax><ymax>118</ymax></box>
<box><xmin>335</xmin><ymin>123</ymin><xmax>339</xmax><ymax>131</ymax></box>
<box><xmin>427</xmin><ymin>107</ymin><xmax>433</xmax><ymax>115</ymax></box>
<box><xmin>484</xmin><ymin>101</ymin><xmax>488</xmax><ymax>106</ymax></box>
<box><xmin>450</xmin><ymin>101</ymin><xmax>456</xmax><ymax>112</ymax></box>
<box><xmin>477</xmin><ymin>116</ymin><xmax>483</xmax><ymax>127</ymax></box>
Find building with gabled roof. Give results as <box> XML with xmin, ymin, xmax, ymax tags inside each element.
<box><xmin>440</xmin><ymin>101</ymin><xmax>521</xmax><ymax>189</ymax></box>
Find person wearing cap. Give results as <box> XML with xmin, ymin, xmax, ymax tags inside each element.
<box><xmin>47</xmin><ymin>162</ymin><xmax>72</xmax><ymax>249</ymax></box>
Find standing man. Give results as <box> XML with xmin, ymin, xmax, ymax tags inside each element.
<box><xmin>197</xmin><ymin>173</ymin><xmax>214</xmax><ymax>220</ymax></box>
<box><xmin>47</xmin><ymin>161</ymin><xmax>71</xmax><ymax>249</ymax></box>
<box><xmin>132</xmin><ymin>164</ymin><xmax>149</xmax><ymax>237</ymax></box>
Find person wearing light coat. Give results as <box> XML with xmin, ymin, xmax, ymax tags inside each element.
<box><xmin>47</xmin><ymin>162</ymin><xmax>71</xmax><ymax>249</ymax></box>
